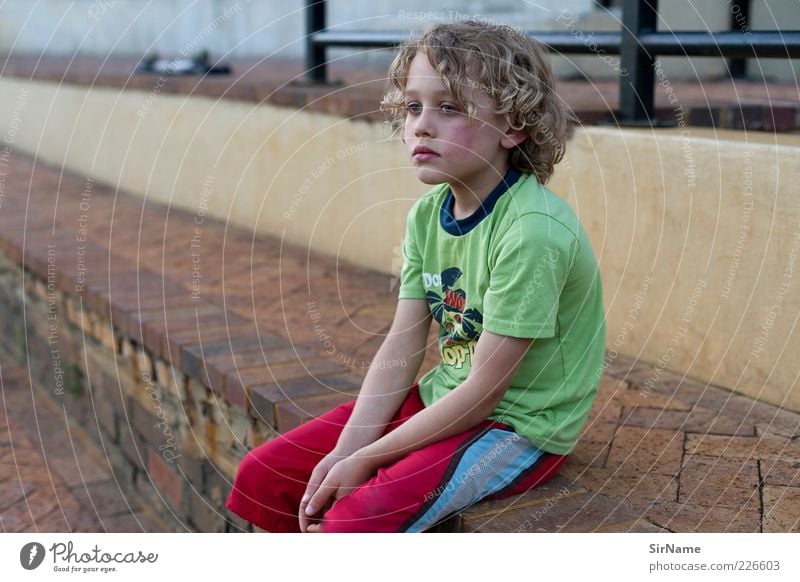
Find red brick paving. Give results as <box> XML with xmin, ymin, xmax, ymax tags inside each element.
<box><xmin>0</xmin><ymin>364</ymin><xmax>167</xmax><ymax>532</ymax></box>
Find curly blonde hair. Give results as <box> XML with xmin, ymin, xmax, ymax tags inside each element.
<box><xmin>381</xmin><ymin>20</ymin><xmax>575</xmax><ymax>184</ymax></box>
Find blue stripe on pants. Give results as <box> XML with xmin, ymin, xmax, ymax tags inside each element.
<box><xmin>406</xmin><ymin>429</ymin><xmax>545</xmax><ymax>532</ymax></box>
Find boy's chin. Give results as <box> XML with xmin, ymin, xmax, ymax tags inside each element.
<box><xmin>413</xmin><ymin>167</ymin><xmax>452</xmax><ymax>186</ymax></box>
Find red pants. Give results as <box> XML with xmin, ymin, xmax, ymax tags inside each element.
<box><xmin>226</xmin><ymin>384</ymin><xmax>567</xmax><ymax>532</ymax></box>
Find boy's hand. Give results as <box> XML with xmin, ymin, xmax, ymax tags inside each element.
<box><xmin>302</xmin><ymin>455</ymin><xmax>376</xmax><ymax>532</ymax></box>
<box><xmin>299</xmin><ymin>453</ymin><xmax>340</xmax><ymax>533</ymax></box>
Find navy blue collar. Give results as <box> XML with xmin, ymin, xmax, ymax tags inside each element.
<box><xmin>439</xmin><ymin>167</ymin><xmax>523</xmax><ymax>236</ymax></box>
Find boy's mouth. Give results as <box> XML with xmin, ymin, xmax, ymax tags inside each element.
<box><xmin>412</xmin><ymin>145</ymin><xmax>440</xmax><ymax>162</ymax></box>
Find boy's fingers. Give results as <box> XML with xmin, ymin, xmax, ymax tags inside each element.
<box><xmin>305</xmin><ymin>483</ymin><xmax>335</xmax><ymax>518</ymax></box>
<box><xmin>298</xmin><ymin>502</ymin><xmax>310</xmax><ymax>533</ymax></box>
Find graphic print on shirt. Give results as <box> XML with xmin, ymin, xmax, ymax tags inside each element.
<box><xmin>424</xmin><ymin>267</ymin><xmax>483</xmax><ymax>370</ymax></box>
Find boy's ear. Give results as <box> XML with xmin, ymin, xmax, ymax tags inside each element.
<box><xmin>500</xmin><ymin>127</ymin><xmax>528</xmax><ymax>150</ymax></box>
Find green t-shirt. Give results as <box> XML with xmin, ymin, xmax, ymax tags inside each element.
<box><xmin>398</xmin><ymin>168</ymin><xmax>606</xmax><ymax>455</ymax></box>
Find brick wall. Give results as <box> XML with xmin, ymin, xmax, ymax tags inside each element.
<box><xmin>0</xmin><ymin>249</ymin><xmax>361</xmax><ymax>532</ymax></box>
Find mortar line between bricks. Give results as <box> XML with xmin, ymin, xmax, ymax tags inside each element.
<box><xmin>757</xmin><ymin>459</ymin><xmax>764</xmax><ymax>533</ymax></box>
<box><xmin>601</xmin><ymin>405</ymin><xmax>623</xmax><ymax>469</ymax></box>
<box><xmin>463</xmin><ymin>490</ymin><xmax>588</xmax><ymax>520</ymax></box>
<box><xmin>677</xmin><ymin>431</ymin><xmax>687</xmax><ymax>502</ymax></box>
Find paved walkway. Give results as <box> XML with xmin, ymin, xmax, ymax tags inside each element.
<box><xmin>0</xmin><ymin>363</ymin><xmax>166</xmax><ymax>532</ymax></box>
<box><xmin>1</xmin><ymin>148</ymin><xmax>799</xmax><ymax>532</ymax></box>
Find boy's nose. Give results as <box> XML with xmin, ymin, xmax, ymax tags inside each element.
<box><xmin>413</xmin><ymin>108</ymin><xmax>435</xmax><ymax>138</ymax></box>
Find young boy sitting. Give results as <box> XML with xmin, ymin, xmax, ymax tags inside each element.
<box><xmin>226</xmin><ymin>19</ymin><xmax>606</xmax><ymax>533</ymax></box>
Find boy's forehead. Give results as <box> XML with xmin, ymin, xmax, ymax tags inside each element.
<box><xmin>405</xmin><ymin>53</ymin><xmax>447</xmax><ymax>89</ymax></box>
<box><xmin>405</xmin><ymin>52</ymin><xmax>483</xmax><ymax>99</ymax></box>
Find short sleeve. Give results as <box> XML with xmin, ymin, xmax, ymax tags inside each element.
<box><xmin>397</xmin><ymin>207</ymin><xmax>426</xmax><ymax>300</ymax></box>
<box><xmin>483</xmin><ymin>214</ymin><xmax>577</xmax><ymax>338</ymax></box>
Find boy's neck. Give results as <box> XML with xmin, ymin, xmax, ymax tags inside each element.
<box><xmin>449</xmin><ymin>160</ymin><xmax>512</xmax><ymax>220</ymax></box>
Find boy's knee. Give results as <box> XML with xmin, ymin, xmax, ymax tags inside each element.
<box><xmin>234</xmin><ymin>442</ymin><xmax>287</xmax><ymax>487</ymax></box>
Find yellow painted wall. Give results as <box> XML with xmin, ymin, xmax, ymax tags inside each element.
<box><xmin>1</xmin><ymin>77</ymin><xmax>798</xmax><ymax>411</ymax></box>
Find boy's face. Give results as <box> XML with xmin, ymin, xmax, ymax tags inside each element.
<box><xmin>402</xmin><ymin>52</ymin><xmax>522</xmax><ymax>192</ymax></box>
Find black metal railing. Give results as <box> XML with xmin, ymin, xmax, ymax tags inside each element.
<box><xmin>304</xmin><ymin>0</ymin><xmax>800</xmax><ymax>125</ymax></box>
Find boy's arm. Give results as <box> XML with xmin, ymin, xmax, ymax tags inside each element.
<box><xmin>330</xmin><ymin>298</ymin><xmax>433</xmax><ymax>457</ymax></box>
<box><xmin>302</xmin><ymin>329</ymin><xmax>531</xmax><ymax>519</ymax></box>
<box><xmin>350</xmin><ymin>329</ymin><xmax>531</xmax><ymax>467</ymax></box>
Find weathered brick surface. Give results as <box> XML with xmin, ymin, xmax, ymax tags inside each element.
<box><xmin>607</xmin><ymin>426</ymin><xmax>684</xmax><ymax>476</ymax></box>
<box><xmin>680</xmin><ymin>454</ymin><xmax>759</xmax><ymax>491</ymax></box>
<box><xmin>460</xmin><ymin>475</ymin><xmax>585</xmax><ymax>524</ymax></box>
<box><xmin>128</xmin><ymin>303</ymin><xmax>222</xmax><ymax>345</ymax></box>
<box><xmin>762</xmin><ymin>486</ymin><xmax>800</xmax><ymax>532</ymax></box>
<box><xmin>223</xmin><ymin>357</ymin><xmax>348</xmax><ymax>411</ymax></box>
<box><xmin>180</xmin><ymin>334</ymin><xmax>288</xmax><ymax>382</ymax></box>
<box><xmin>639</xmin><ymin>500</ymin><xmax>761</xmax><ymax>533</ymax></box>
<box><xmin>202</xmin><ymin>344</ymin><xmax>317</xmax><ymax>395</ymax></box>
<box><xmin>685</xmin><ymin>433</ymin><xmax>800</xmax><ymax>462</ymax></box>
<box><xmin>188</xmin><ymin>488</ymin><xmax>227</xmax><ymax>532</ymax></box>
<box><xmin>566</xmin><ymin>419</ymin><xmax>618</xmax><ymax>471</ymax></box>
<box><xmin>620</xmin><ymin>406</ymin><xmax>755</xmax><ymax>436</ymax></box>
<box><xmin>564</xmin><ymin>467</ymin><xmax>678</xmax><ymax>508</ymax></box>
<box><xmin>146</xmin><ymin>449</ymin><xmax>184</xmax><ymax>510</ymax></box>
<box><xmin>0</xmin><ymin>363</ymin><xmax>176</xmax><ymax>532</ymax></box>
<box><xmin>467</xmin><ymin>490</ymin><xmax>641</xmax><ymax>533</ymax></box>
<box><xmin>250</xmin><ymin>373</ymin><xmax>362</xmax><ymax>427</ymax></box>
<box><xmin>275</xmin><ymin>391</ymin><xmax>360</xmax><ymax>433</ymax></box>
<box><xmin>761</xmin><ymin>459</ymin><xmax>800</xmax><ymax>487</ymax></box>
<box><xmin>596</xmin><ymin>518</ymin><xmax>671</xmax><ymax>532</ymax></box>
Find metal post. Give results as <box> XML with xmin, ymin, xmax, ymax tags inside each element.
<box><xmin>305</xmin><ymin>0</ymin><xmax>327</xmax><ymax>83</ymax></box>
<box><xmin>728</xmin><ymin>0</ymin><xmax>751</xmax><ymax>78</ymax></box>
<box><xmin>619</xmin><ymin>0</ymin><xmax>658</xmax><ymax>124</ymax></box>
